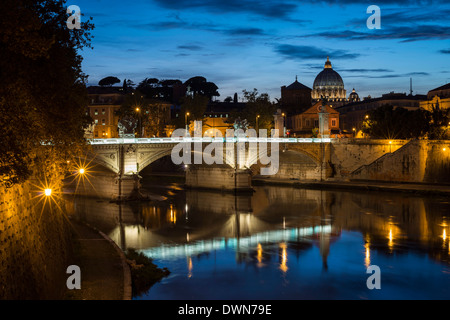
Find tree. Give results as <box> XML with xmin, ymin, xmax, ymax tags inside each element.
<box><xmin>185</xmin><ymin>76</ymin><xmax>220</xmax><ymax>101</ymax></box>
<box><xmin>99</xmin><ymin>76</ymin><xmax>120</xmax><ymax>87</ymax></box>
<box><xmin>0</xmin><ymin>0</ymin><xmax>94</xmax><ymax>187</ymax></box>
<box><xmin>137</xmin><ymin>78</ymin><xmax>182</xmax><ymax>103</ymax></box>
<box><xmin>179</xmin><ymin>95</ymin><xmax>209</xmax><ymax>124</ymax></box>
<box><xmin>116</xmin><ymin>92</ymin><xmax>169</xmax><ymax>137</ymax></box>
<box><xmin>362</xmin><ymin>105</ymin><xmax>430</xmax><ymax>139</ymax></box>
<box><xmin>428</xmin><ymin>101</ymin><xmax>449</xmax><ymax>139</ymax></box>
<box><xmin>229</xmin><ymin>89</ymin><xmax>276</xmax><ymax>131</ymax></box>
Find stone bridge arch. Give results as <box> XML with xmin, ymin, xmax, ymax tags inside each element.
<box><xmin>137</xmin><ymin>144</ymin><xmax>239</xmax><ymax>172</ymax></box>
<box><xmin>81</xmin><ymin>147</ymin><xmax>120</xmax><ymax>174</ymax></box>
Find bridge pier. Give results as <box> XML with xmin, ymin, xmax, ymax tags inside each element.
<box><xmin>185</xmin><ymin>165</ymin><xmax>253</xmax><ymax>193</ymax></box>
<box><xmin>115</xmin><ymin>173</ymin><xmax>142</xmax><ymax>201</ymax></box>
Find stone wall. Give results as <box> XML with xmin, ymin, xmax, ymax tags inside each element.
<box><xmin>0</xmin><ymin>177</ymin><xmax>73</xmax><ymax>299</ymax></box>
<box><xmin>351</xmin><ymin>140</ymin><xmax>450</xmax><ymax>183</ymax></box>
<box><xmin>330</xmin><ymin>139</ymin><xmax>408</xmax><ymax>179</ymax></box>
<box><xmin>185</xmin><ymin>165</ymin><xmax>252</xmax><ymax>192</ymax></box>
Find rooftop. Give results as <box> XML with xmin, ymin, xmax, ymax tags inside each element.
<box><xmin>428</xmin><ymin>83</ymin><xmax>450</xmax><ymax>92</ymax></box>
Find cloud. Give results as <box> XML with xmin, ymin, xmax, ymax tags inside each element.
<box><xmin>151</xmin><ymin>0</ymin><xmax>298</xmax><ymax>19</ymax></box>
<box><xmin>224</xmin><ymin>27</ymin><xmax>266</xmax><ymax>36</ymax></box>
<box><xmin>141</xmin><ymin>17</ymin><xmax>268</xmax><ymax>37</ymax></box>
<box><xmin>345</xmin><ymin>72</ymin><xmax>429</xmax><ymax>79</ymax></box>
<box><xmin>304</xmin><ymin>25</ymin><xmax>450</xmax><ymax>42</ymax></box>
<box><xmin>348</xmin><ymin>8</ymin><xmax>450</xmax><ymax>27</ymax></box>
<box><xmin>340</xmin><ymin>68</ymin><xmax>394</xmax><ymax>73</ymax></box>
<box><xmin>177</xmin><ymin>45</ymin><xmax>204</xmax><ymax>51</ymax></box>
<box><xmin>275</xmin><ymin>44</ymin><xmax>360</xmax><ymax>60</ymax></box>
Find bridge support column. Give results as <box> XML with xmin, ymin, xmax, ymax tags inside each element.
<box><xmin>114</xmin><ymin>144</ymin><xmax>143</xmax><ymax>201</ymax></box>
<box><xmin>115</xmin><ymin>174</ymin><xmax>142</xmax><ymax>201</ymax></box>
<box><xmin>186</xmin><ymin>165</ymin><xmax>253</xmax><ymax>193</ymax></box>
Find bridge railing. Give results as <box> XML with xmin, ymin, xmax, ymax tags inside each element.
<box><xmin>88</xmin><ymin>137</ymin><xmax>332</xmax><ymax>145</ymax></box>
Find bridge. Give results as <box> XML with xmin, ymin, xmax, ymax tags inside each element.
<box><xmin>86</xmin><ymin>137</ymin><xmax>332</xmax><ymax>174</ymax></box>
<box><xmin>72</xmin><ymin>137</ymin><xmax>407</xmax><ymax>200</ymax></box>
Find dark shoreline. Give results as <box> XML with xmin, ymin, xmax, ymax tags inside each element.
<box><xmin>142</xmin><ymin>173</ymin><xmax>450</xmax><ymax>197</ymax></box>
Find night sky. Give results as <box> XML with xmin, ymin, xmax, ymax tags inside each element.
<box><xmin>76</xmin><ymin>0</ymin><xmax>450</xmax><ymax>101</ymax></box>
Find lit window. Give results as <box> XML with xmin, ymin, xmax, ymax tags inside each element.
<box><xmin>332</xmin><ymin>119</ymin><xmax>337</xmax><ymax>127</ymax></box>
<box><xmin>94</xmin><ymin>119</ymin><xmax>98</xmax><ymax>124</ymax></box>
<box><xmin>94</xmin><ymin>109</ymin><xmax>98</xmax><ymax>115</ymax></box>
<box><xmin>102</xmin><ymin>109</ymin><xmax>105</xmax><ymax>115</ymax></box>
<box><xmin>102</xmin><ymin>119</ymin><xmax>105</xmax><ymax>125</ymax></box>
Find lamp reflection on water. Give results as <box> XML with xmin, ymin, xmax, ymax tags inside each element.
<box><xmin>279</xmin><ymin>242</ymin><xmax>288</xmax><ymax>273</ymax></box>
<box><xmin>187</xmin><ymin>256</ymin><xmax>193</xmax><ymax>279</ymax></box>
<box><xmin>388</xmin><ymin>227</ymin><xmax>394</xmax><ymax>250</ymax></box>
<box><xmin>257</xmin><ymin>243</ymin><xmax>263</xmax><ymax>267</ymax></box>
<box><xmin>364</xmin><ymin>235</ymin><xmax>371</xmax><ymax>268</ymax></box>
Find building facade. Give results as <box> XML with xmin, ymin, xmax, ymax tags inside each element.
<box><xmin>336</xmin><ymin>92</ymin><xmax>427</xmax><ymax>133</ymax></box>
<box><xmin>312</xmin><ymin>57</ymin><xmax>347</xmax><ymax>107</ymax></box>
<box><xmin>280</xmin><ymin>77</ymin><xmax>312</xmax><ymax>115</ymax></box>
<box><xmin>420</xmin><ymin>83</ymin><xmax>450</xmax><ymax>112</ymax></box>
<box><xmin>87</xmin><ymin>86</ymin><xmax>125</xmax><ymax>139</ymax></box>
<box><xmin>288</xmin><ymin>101</ymin><xmax>340</xmax><ymax>137</ymax></box>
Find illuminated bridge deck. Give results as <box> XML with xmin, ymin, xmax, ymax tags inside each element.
<box><xmin>88</xmin><ymin>137</ymin><xmax>333</xmax><ymax>145</ymax></box>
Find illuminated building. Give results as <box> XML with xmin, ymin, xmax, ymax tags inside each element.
<box><xmin>86</xmin><ymin>86</ymin><xmax>124</xmax><ymax>139</ymax></box>
<box><xmin>312</xmin><ymin>57</ymin><xmax>347</xmax><ymax>106</ymax></box>
<box><xmin>288</xmin><ymin>101</ymin><xmax>340</xmax><ymax>137</ymax></box>
<box><xmin>420</xmin><ymin>83</ymin><xmax>450</xmax><ymax>112</ymax></box>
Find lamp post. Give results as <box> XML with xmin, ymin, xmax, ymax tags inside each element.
<box><xmin>135</xmin><ymin>107</ymin><xmax>141</xmax><ymax>137</ymax></box>
<box><xmin>185</xmin><ymin>112</ymin><xmax>190</xmax><ymax>135</ymax></box>
<box><xmin>282</xmin><ymin>113</ymin><xmax>286</xmax><ymax>137</ymax></box>
<box><xmin>256</xmin><ymin>115</ymin><xmax>260</xmax><ymax>136</ymax></box>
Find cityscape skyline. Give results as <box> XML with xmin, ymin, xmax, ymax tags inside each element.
<box><xmin>78</xmin><ymin>0</ymin><xmax>450</xmax><ymax>100</ymax></box>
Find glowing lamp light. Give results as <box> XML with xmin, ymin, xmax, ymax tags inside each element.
<box><xmin>44</xmin><ymin>189</ymin><xmax>52</xmax><ymax>196</ymax></box>
<box><xmin>389</xmin><ymin>141</ymin><xmax>393</xmax><ymax>144</ymax></box>
<box><xmin>79</xmin><ymin>168</ymin><xmax>85</xmax><ymax>174</ymax></box>
<box><xmin>443</xmin><ymin>147</ymin><xmax>447</xmax><ymax>152</ymax></box>
<box><xmin>135</xmin><ymin>107</ymin><xmax>140</xmax><ymax>112</ymax></box>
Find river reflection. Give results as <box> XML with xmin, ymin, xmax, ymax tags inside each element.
<box><xmin>70</xmin><ymin>180</ymin><xmax>450</xmax><ymax>299</ymax></box>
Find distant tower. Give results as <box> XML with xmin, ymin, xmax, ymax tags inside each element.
<box><xmin>410</xmin><ymin>78</ymin><xmax>413</xmax><ymax>96</ymax></box>
<box><xmin>233</xmin><ymin>92</ymin><xmax>238</xmax><ymax>103</ymax></box>
<box><xmin>280</xmin><ymin>76</ymin><xmax>312</xmax><ymax>115</ymax></box>
<box><xmin>348</xmin><ymin>88</ymin><xmax>360</xmax><ymax>103</ymax></box>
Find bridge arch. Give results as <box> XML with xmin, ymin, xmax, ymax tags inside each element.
<box><xmin>76</xmin><ymin>152</ymin><xmax>119</xmax><ymax>174</ymax></box>
<box><xmin>138</xmin><ymin>147</ymin><xmax>235</xmax><ymax>173</ymax></box>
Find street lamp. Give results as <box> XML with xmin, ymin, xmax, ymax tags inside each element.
<box><xmin>44</xmin><ymin>189</ymin><xmax>52</xmax><ymax>196</ymax></box>
<box><xmin>79</xmin><ymin>168</ymin><xmax>85</xmax><ymax>175</ymax></box>
<box><xmin>256</xmin><ymin>115</ymin><xmax>260</xmax><ymax>136</ymax></box>
<box><xmin>135</xmin><ymin>107</ymin><xmax>142</xmax><ymax>137</ymax></box>
<box><xmin>282</xmin><ymin>112</ymin><xmax>286</xmax><ymax>137</ymax></box>
<box><xmin>185</xmin><ymin>112</ymin><xmax>190</xmax><ymax>134</ymax></box>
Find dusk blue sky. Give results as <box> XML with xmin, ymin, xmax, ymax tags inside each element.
<box><xmin>76</xmin><ymin>0</ymin><xmax>450</xmax><ymax>102</ymax></box>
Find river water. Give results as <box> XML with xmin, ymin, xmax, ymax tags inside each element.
<box><xmin>70</xmin><ymin>176</ymin><xmax>450</xmax><ymax>300</ymax></box>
